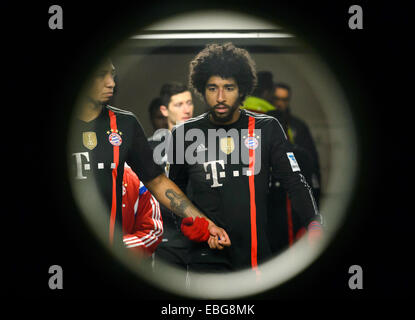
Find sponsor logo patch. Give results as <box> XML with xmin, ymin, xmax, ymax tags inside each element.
<box><xmin>220</xmin><ymin>137</ymin><xmax>235</xmax><ymax>155</ymax></box>
<box><xmin>286</xmin><ymin>152</ymin><xmax>300</xmax><ymax>172</ymax></box>
<box><xmin>82</xmin><ymin>131</ymin><xmax>97</xmax><ymax>150</ymax></box>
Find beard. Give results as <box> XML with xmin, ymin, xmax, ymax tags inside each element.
<box><xmin>209</xmin><ymin>99</ymin><xmax>241</xmax><ymax>124</ymax></box>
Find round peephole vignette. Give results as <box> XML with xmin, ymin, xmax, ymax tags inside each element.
<box><xmin>68</xmin><ymin>10</ymin><xmax>358</xmax><ymax>299</ymax></box>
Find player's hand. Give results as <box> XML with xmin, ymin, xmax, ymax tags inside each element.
<box><xmin>207</xmin><ymin>235</ymin><xmax>228</xmax><ymax>250</ymax></box>
<box><xmin>181</xmin><ymin>216</ymin><xmax>231</xmax><ymax>249</ymax></box>
<box><xmin>207</xmin><ymin>223</ymin><xmax>231</xmax><ymax>249</ymax></box>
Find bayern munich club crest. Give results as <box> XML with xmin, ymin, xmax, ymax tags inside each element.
<box><xmin>244</xmin><ymin>136</ymin><xmax>259</xmax><ymax>150</ymax></box>
<box><xmin>107</xmin><ymin>129</ymin><xmax>123</xmax><ymax>146</ymax></box>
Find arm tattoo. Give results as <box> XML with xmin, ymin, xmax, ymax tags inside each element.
<box><xmin>165</xmin><ymin>189</ymin><xmax>191</xmax><ymax>218</ymax></box>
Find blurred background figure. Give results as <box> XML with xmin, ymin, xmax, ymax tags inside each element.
<box><xmin>148</xmin><ymin>97</ymin><xmax>168</xmax><ymax>134</ymax></box>
<box><xmin>266</xmin><ymin>109</ymin><xmax>320</xmax><ymax>254</ymax></box>
<box><xmin>269</xmin><ymin>82</ymin><xmax>321</xmax><ymax>200</ymax></box>
<box><xmin>242</xmin><ymin>70</ymin><xmax>276</xmax><ymax>113</ymax></box>
<box><xmin>266</xmin><ymin>82</ymin><xmax>321</xmax><ymax>254</ymax></box>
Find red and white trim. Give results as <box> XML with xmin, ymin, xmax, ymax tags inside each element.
<box><xmin>109</xmin><ymin>110</ymin><xmax>119</xmax><ymax>245</ymax></box>
<box><xmin>248</xmin><ymin>116</ymin><xmax>258</xmax><ymax>270</ymax></box>
<box><xmin>123</xmin><ymin>195</ymin><xmax>163</xmax><ymax>249</ymax></box>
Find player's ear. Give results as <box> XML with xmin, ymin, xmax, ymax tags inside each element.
<box><xmin>160</xmin><ymin>105</ymin><xmax>168</xmax><ymax>117</ymax></box>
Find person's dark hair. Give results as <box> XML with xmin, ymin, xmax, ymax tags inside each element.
<box><xmin>148</xmin><ymin>97</ymin><xmax>162</xmax><ymax>117</ymax></box>
<box><xmin>252</xmin><ymin>71</ymin><xmax>274</xmax><ymax>97</ymax></box>
<box><xmin>189</xmin><ymin>42</ymin><xmax>257</xmax><ymax>102</ymax></box>
<box><xmin>159</xmin><ymin>82</ymin><xmax>188</xmax><ymax>107</ymax></box>
<box><xmin>274</xmin><ymin>82</ymin><xmax>292</xmax><ymax>98</ymax></box>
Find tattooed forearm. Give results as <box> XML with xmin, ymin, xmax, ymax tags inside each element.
<box><xmin>165</xmin><ymin>188</ymin><xmax>191</xmax><ymax>218</ymax></box>
<box><xmin>146</xmin><ymin>174</ymin><xmax>206</xmax><ymax>220</ymax></box>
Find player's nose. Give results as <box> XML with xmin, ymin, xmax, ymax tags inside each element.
<box><xmin>105</xmin><ymin>74</ymin><xmax>115</xmax><ymax>88</ymax></box>
<box><xmin>183</xmin><ymin>104</ymin><xmax>192</xmax><ymax>114</ymax></box>
<box><xmin>217</xmin><ymin>88</ymin><xmax>225</xmax><ymax>102</ymax></box>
